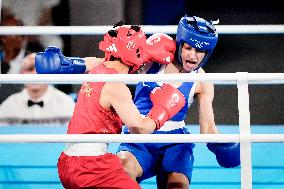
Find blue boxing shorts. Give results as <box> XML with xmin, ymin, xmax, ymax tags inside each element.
<box><xmin>117</xmin><ymin>127</ymin><xmax>195</xmax><ymax>182</ymax></box>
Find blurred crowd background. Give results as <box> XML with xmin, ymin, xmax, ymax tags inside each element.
<box><xmin>0</xmin><ymin>0</ymin><xmax>283</xmax><ymax>125</ymax></box>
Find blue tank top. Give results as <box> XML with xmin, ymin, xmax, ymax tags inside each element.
<box><xmin>134</xmin><ymin>63</ymin><xmax>196</xmax><ymax>121</ymax></box>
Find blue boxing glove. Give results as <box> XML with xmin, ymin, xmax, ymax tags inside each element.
<box><xmin>35</xmin><ymin>46</ymin><xmax>86</xmax><ymax>74</ymax></box>
<box><xmin>207</xmin><ymin>143</ymin><xmax>240</xmax><ymax>168</ymax></box>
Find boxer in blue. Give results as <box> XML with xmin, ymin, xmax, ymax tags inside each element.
<box><xmin>35</xmin><ymin>16</ymin><xmax>240</xmax><ymax>189</ymax></box>
<box><xmin>116</xmin><ymin>16</ymin><xmax>240</xmax><ymax>189</ymax></box>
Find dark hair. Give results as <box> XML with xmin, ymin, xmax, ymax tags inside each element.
<box><xmin>0</xmin><ymin>15</ymin><xmax>24</xmax><ymax>26</ymax></box>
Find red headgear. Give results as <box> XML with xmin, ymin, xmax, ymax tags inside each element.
<box><xmin>99</xmin><ymin>25</ymin><xmax>147</xmax><ymax>73</ymax></box>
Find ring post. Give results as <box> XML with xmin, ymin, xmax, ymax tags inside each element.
<box><xmin>236</xmin><ymin>72</ymin><xmax>252</xmax><ymax>189</ymax></box>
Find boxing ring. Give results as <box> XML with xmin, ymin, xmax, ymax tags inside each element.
<box><xmin>0</xmin><ymin>25</ymin><xmax>284</xmax><ymax>189</ymax></box>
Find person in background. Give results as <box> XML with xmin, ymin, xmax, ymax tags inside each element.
<box><xmin>0</xmin><ymin>53</ymin><xmax>75</xmax><ymax>125</ymax></box>
<box><xmin>0</xmin><ymin>15</ymin><xmax>44</xmax><ymax>104</ymax></box>
<box><xmin>0</xmin><ymin>15</ymin><xmax>44</xmax><ymax>74</ymax></box>
<box><xmin>1</xmin><ymin>0</ymin><xmax>63</xmax><ymax>50</ymax></box>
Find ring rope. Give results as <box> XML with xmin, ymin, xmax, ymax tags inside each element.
<box><xmin>0</xmin><ymin>73</ymin><xmax>284</xmax><ymax>84</ymax></box>
<box><xmin>0</xmin><ymin>134</ymin><xmax>284</xmax><ymax>143</ymax></box>
<box><xmin>0</xmin><ymin>25</ymin><xmax>284</xmax><ymax>35</ymax></box>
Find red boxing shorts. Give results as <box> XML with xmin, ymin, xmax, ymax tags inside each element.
<box><xmin>57</xmin><ymin>152</ymin><xmax>141</xmax><ymax>189</ymax></box>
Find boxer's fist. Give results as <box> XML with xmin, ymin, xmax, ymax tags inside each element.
<box><xmin>207</xmin><ymin>143</ymin><xmax>240</xmax><ymax>168</ymax></box>
<box><xmin>144</xmin><ymin>33</ymin><xmax>176</xmax><ymax>64</ymax></box>
<box><xmin>35</xmin><ymin>46</ymin><xmax>86</xmax><ymax>74</ymax></box>
<box><xmin>147</xmin><ymin>83</ymin><xmax>185</xmax><ymax>129</ymax></box>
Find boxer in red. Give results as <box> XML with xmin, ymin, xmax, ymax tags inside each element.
<box><xmin>36</xmin><ymin>23</ymin><xmax>185</xmax><ymax>189</ymax></box>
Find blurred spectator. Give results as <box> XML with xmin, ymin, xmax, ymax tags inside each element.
<box><xmin>1</xmin><ymin>0</ymin><xmax>64</xmax><ymax>50</ymax></box>
<box><xmin>0</xmin><ymin>53</ymin><xmax>75</xmax><ymax>125</ymax></box>
<box><xmin>0</xmin><ymin>15</ymin><xmax>43</xmax><ymax>104</ymax></box>
<box><xmin>0</xmin><ymin>15</ymin><xmax>44</xmax><ymax>74</ymax></box>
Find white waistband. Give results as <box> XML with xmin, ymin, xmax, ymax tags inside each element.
<box><xmin>64</xmin><ymin>143</ymin><xmax>108</xmax><ymax>156</ymax></box>
<box><xmin>157</xmin><ymin>120</ymin><xmax>185</xmax><ymax>131</ymax></box>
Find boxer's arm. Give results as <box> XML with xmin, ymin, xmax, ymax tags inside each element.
<box><xmin>101</xmin><ymin>82</ymin><xmax>156</xmax><ymax>134</ymax></box>
<box><xmin>35</xmin><ymin>46</ymin><xmax>86</xmax><ymax>74</ymax></box>
<box><xmin>102</xmin><ymin>82</ymin><xmax>185</xmax><ymax>133</ymax></box>
<box><xmin>198</xmin><ymin>82</ymin><xmax>240</xmax><ymax>168</ymax></box>
<box><xmin>35</xmin><ymin>46</ymin><xmax>103</xmax><ymax>74</ymax></box>
<box><xmin>197</xmin><ymin>82</ymin><xmax>217</xmax><ymax>134</ymax></box>
<box><xmin>196</xmin><ymin>69</ymin><xmax>218</xmax><ymax>134</ymax></box>
<box><xmin>85</xmin><ymin>57</ymin><xmax>104</xmax><ymax>71</ymax></box>
<box><xmin>196</xmin><ymin>70</ymin><xmax>240</xmax><ymax>168</ymax></box>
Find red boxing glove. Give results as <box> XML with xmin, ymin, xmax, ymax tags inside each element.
<box><xmin>147</xmin><ymin>83</ymin><xmax>185</xmax><ymax>130</ymax></box>
<box><xmin>144</xmin><ymin>33</ymin><xmax>176</xmax><ymax>64</ymax></box>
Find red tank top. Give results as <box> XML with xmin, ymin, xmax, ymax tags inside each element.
<box><xmin>67</xmin><ymin>62</ymin><xmax>123</xmax><ymax>134</ymax></box>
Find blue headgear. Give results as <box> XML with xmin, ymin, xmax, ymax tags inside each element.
<box><xmin>176</xmin><ymin>15</ymin><xmax>218</xmax><ymax>70</ymax></box>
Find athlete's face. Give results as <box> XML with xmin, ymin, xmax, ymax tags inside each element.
<box><xmin>21</xmin><ymin>53</ymin><xmax>48</xmax><ymax>100</ymax></box>
<box><xmin>180</xmin><ymin>43</ymin><xmax>206</xmax><ymax>72</ymax></box>
<box><xmin>25</xmin><ymin>84</ymin><xmax>48</xmax><ymax>100</ymax></box>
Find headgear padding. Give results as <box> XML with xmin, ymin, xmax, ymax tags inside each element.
<box><xmin>176</xmin><ymin>16</ymin><xmax>218</xmax><ymax>69</ymax></box>
<box><xmin>99</xmin><ymin>25</ymin><xmax>147</xmax><ymax>73</ymax></box>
